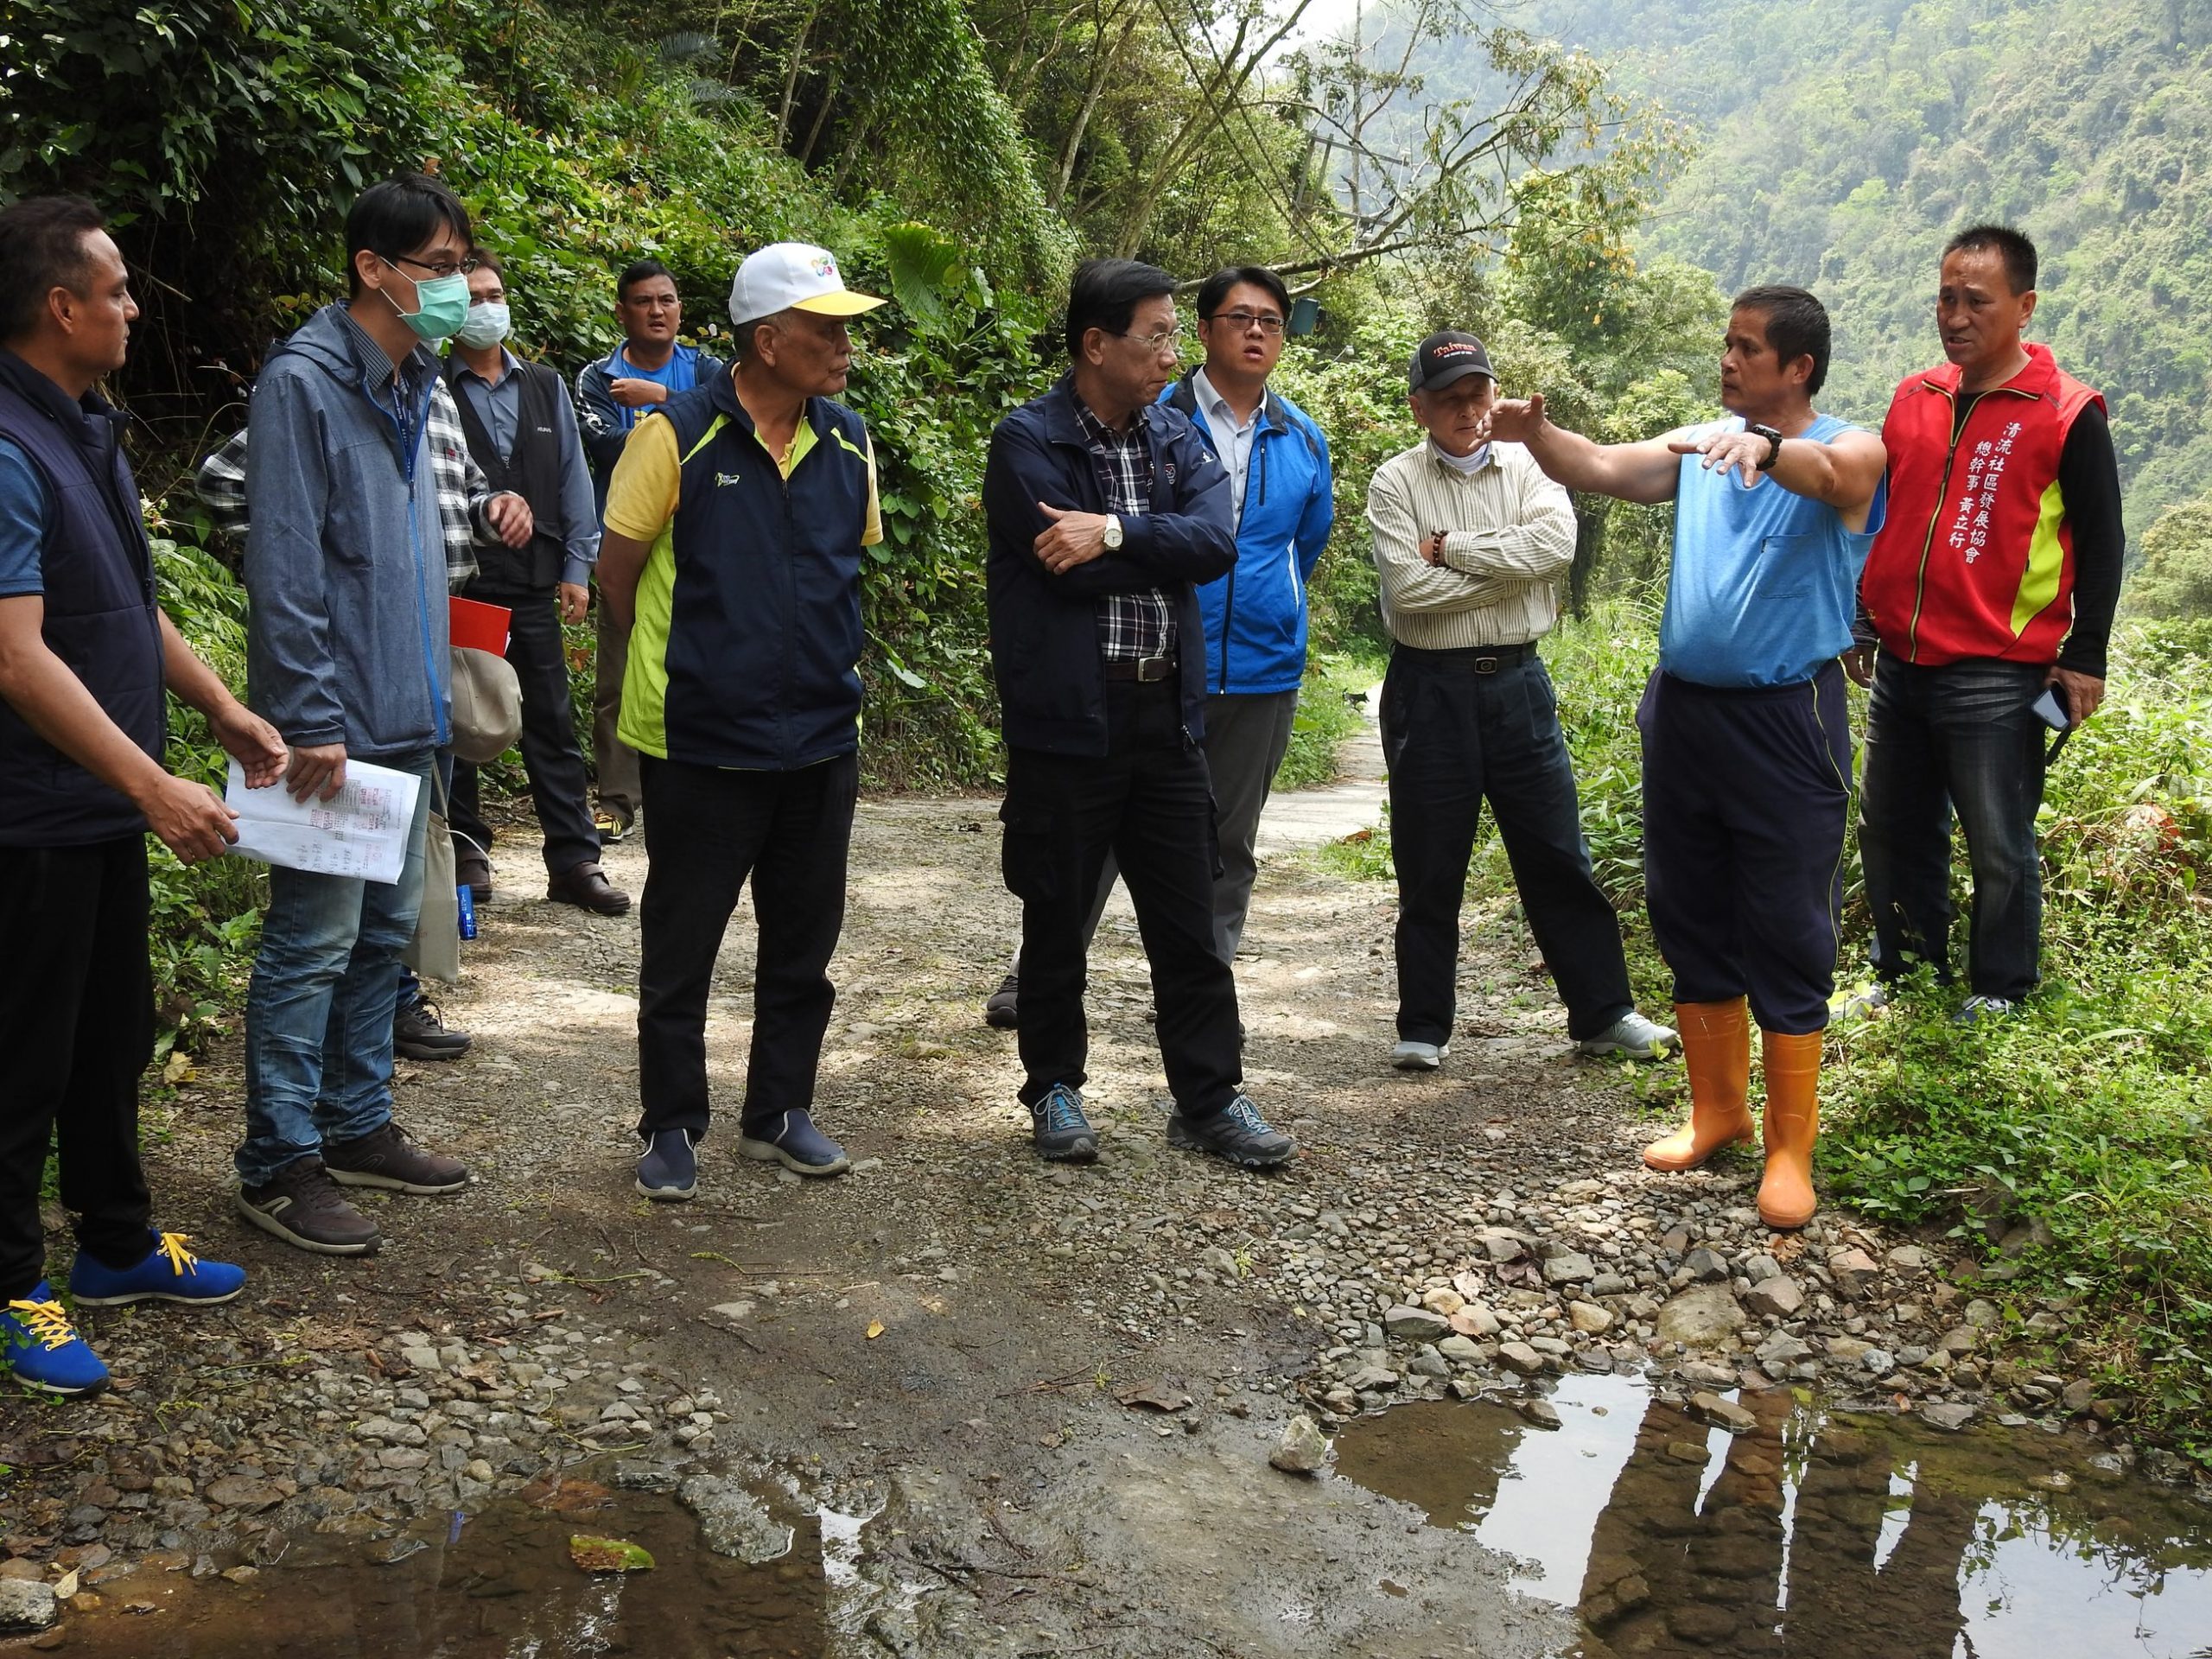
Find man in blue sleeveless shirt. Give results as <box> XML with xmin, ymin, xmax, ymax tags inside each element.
<box><xmin>1480</xmin><ymin>287</ymin><xmax>1886</xmax><ymax>1230</ymax></box>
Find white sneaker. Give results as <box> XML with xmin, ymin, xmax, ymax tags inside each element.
<box><xmin>1836</xmin><ymin>983</ymin><xmax>1891</xmax><ymax>1020</ymax></box>
<box><xmin>1389</xmin><ymin>1039</ymin><xmax>1448</xmax><ymax>1071</ymax></box>
<box><xmin>1576</xmin><ymin>1011</ymin><xmax>1679</xmax><ymax>1061</ymax></box>
<box><xmin>1955</xmin><ymin>995</ymin><xmax>2017</xmax><ymax>1026</ymax></box>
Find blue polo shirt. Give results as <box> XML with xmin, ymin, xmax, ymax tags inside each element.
<box><xmin>1661</xmin><ymin>414</ymin><xmax>1888</xmax><ymax>688</ymax></box>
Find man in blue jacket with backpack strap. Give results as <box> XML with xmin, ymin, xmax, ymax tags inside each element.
<box><xmin>982</xmin><ymin>264</ymin><xmax>1333</xmax><ymax>1028</ymax></box>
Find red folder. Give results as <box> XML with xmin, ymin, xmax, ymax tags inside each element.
<box><xmin>450</xmin><ymin>596</ymin><xmax>512</xmax><ymax>655</ymax></box>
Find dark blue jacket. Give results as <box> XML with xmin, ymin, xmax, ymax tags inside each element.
<box><xmin>1161</xmin><ymin>374</ymin><xmax>1334</xmax><ymax>696</ymax></box>
<box><xmin>0</xmin><ymin>349</ymin><xmax>164</xmax><ymax>848</ymax></box>
<box><xmin>983</xmin><ymin>374</ymin><xmax>1236</xmax><ymax>755</ymax></box>
<box><xmin>625</xmin><ymin>371</ymin><xmax>872</xmax><ymax>770</ymax></box>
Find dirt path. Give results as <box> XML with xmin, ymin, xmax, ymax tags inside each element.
<box><xmin>3</xmin><ymin>721</ymin><xmax>1985</xmax><ymax>1656</ymax></box>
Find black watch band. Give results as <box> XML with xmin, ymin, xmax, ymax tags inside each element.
<box><xmin>1750</xmin><ymin>423</ymin><xmax>1783</xmax><ymax>472</ymax></box>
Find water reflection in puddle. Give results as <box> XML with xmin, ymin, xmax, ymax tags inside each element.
<box><xmin>53</xmin><ymin>1486</ymin><xmax>825</xmax><ymax>1657</ymax></box>
<box><xmin>1335</xmin><ymin>1376</ymin><xmax>2212</xmax><ymax>1658</ymax></box>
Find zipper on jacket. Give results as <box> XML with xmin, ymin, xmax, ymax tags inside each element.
<box><xmin>1904</xmin><ymin>383</ymin><xmax>2038</xmax><ymax>661</ymax></box>
<box><xmin>1216</xmin><ymin>416</ymin><xmax>1272</xmax><ymax>696</ymax></box>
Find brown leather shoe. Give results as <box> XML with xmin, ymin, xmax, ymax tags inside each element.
<box><xmin>455</xmin><ymin>849</ymin><xmax>491</xmax><ymax>901</ymax></box>
<box><xmin>548</xmin><ymin>861</ymin><xmax>632</xmax><ymax>916</ymax></box>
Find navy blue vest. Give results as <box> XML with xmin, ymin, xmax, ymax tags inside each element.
<box><xmin>0</xmin><ymin>350</ymin><xmax>164</xmax><ymax>847</ymax></box>
<box><xmin>652</xmin><ymin>375</ymin><xmax>871</xmax><ymax>770</ymax></box>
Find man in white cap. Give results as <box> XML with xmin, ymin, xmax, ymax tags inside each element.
<box><xmin>595</xmin><ymin>243</ymin><xmax>886</xmax><ymax>1200</ymax></box>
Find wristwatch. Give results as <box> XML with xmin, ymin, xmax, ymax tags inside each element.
<box><xmin>1103</xmin><ymin>513</ymin><xmax>1124</xmax><ymax>550</ymax></box>
<box><xmin>1748</xmin><ymin>423</ymin><xmax>1783</xmax><ymax>472</ymax></box>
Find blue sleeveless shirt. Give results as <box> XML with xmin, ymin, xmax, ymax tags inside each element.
<box><xmin>1660</xmin><ymin>413</ymin><xmax>1886</xmax><ymax>689</ymax></box>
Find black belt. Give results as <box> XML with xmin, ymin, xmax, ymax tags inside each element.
<box><xmin>1396</xmin><ymin>640</ymin><xmax>1536</xmax><ymax>675</ymax></box>
<box><xmin>1103</xmin><ymin>654</ymin><xmax>1179</xmax><ymax>683</ymax></box>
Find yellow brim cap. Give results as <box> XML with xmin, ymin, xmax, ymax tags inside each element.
<box><xmin>790</xmin><ymin>289</ymin><xmax>887</xmax><ymax>317</ymax></box>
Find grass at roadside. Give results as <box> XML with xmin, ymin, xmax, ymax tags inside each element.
<box><xmin>1316</xmin><ymin>600</ymin><xmax>2212</xmax><ymax>1464</ymax></box>
<box><xmin>1273</xmin><ymin>652</ymin><xmax>1384</xmax><ymax>791</ymax></box>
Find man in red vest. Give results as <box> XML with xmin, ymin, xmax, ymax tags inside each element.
<box><xmin>1852</xmin><ymin>225</ymin><xmax>2123</xmax><ymax>1020</ymax></box>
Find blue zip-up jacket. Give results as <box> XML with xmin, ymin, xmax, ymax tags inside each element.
<box><xmin>983</xmin><ymin>373</ymin><xmax>1236</xmax><ymax>755</ymax></box>
<box><xmin>242</xmin><ymin>304</ymin><xmax>455</xmax><ymax>761</ymax></box>
<box><xmin>1161</xmin><ymin>374</ymin><xmax>1334</xmax><ymax>696</ymax></box>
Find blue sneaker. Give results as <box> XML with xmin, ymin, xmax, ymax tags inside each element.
<box><xmin>1</xmin><ymin>1285</ymin><xmax>109</xmax><ymax>1396</ymax></box>
<box><xmin>69</xmin><ymin>1230</ymin><xmax>246</xmax><ymax>1306</ymax></box>
<box><xmin>1027</xmin><ymin>1084</ymin><xmax>1097</xmax><ymax>1163</ymax></box>
<box><xmin>635</xmin><ymin>1129</ymin><xmax>699</xmax><ymax>1201</ymax></box>
<box><xmin>738</xmin><ymin>1110</ymin><xmax>849</xmax><ymax>1178</ymax></box>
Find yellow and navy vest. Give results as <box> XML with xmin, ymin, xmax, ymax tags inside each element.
<box><xmin>620</xmin><ymin>376</ymin><xmax>873</xmax><ymax>770</ymax></box>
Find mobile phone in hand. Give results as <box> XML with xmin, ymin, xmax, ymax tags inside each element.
<box><xmin>2031</xmin><ymin>684</ymin><xmax>2071</xmax><ymax>731</ymax></box>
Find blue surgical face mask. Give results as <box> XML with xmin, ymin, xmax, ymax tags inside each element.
<box><xmin>454</xmin><ymin>301</ymin><xmax>512</xmax><ymax>350</ymax></box>
<box><xmin>387</xmin><ymin>262</ymin><xmax>472</xmax><ymax>342</ymax></box>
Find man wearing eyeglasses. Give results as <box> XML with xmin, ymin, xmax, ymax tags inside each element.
<box><xmin>981</xmin><ymin>264</ymin><xmax>1333</xmax><ymax>1028</ymax></box>
<box><xmin>983</xmin><ymin>258</ymin><xmax>1297</xmax><ymax>1170</ymax></box>
<box><xmin>234</xmin><ymin>175</ymin><xmax>533</xmax><ymax>1256</ymax></box>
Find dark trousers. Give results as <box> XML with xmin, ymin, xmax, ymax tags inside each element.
<box><xmin>0</xmin><ymin>838</ymin><xmax>154</xmax><ymax>1299</ymax></box>
<box><xmin>1382</xmin><ymin>645</ymin><xmax>1632</xmax><ymax>1046</ymax></box>
<box><xmin>1638</xmin><ymin>665</ymin><xmax>1852</xmax><ymax>1036</ymax></box>
<box><xmin>451</xmin><ymin>585</ymin><xmax>600</xmax><ymax>875</ymax></box>
<box><xmin>1001</xmin><ymin>678</ymin><xmax>1242</xmax><ymax>1116</ymax></box>
<box><xmin>1859</xmin><ymin>655</ymin><xmax>2048</xmax><ymax>1001</ymax></box>
<box><xmin>635</xmin><ymin>753</ymin><xmax>858</xmax><ymax>1138</ymax></box>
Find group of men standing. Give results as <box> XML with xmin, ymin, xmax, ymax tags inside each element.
<box><xmin>0</xmin><ymin>170</ymin><xmax>2118</xmax><ymax>1396</ymax></box>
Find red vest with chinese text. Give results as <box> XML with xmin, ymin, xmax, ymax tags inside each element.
<box><xmin>1860</xmin><ymin>343</ymin><xmax>2104</xmax><ymax>666</ymax></box>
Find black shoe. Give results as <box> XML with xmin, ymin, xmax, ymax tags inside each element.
<box><xmin>394</xmin><ymin>996</ymin><xmax>471</xmax><ymax>1061</ymax></box>
<box><xmin>1166</xmin><ymin>1094</ymin><xmax>1295</xmax><ymax>1169</ymax></box>
<box><xmin>235</xmin><ymin>1158</ymin><xmax>381</xmax><ymax>1255</ymax></box>
<box><xmin>1028</xmin><ymin>1084</ymin><xmax>1097</xmax><ymax>1163</ymax></box>
<box><xmin>984</xmin><ymin>974</ymin><xmax>1020</xmax><ymax>1030</ymax></box>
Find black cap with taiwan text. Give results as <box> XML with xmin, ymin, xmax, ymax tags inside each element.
<box><xmin>1408</xmin><ymin>330</ymin><xmax>1496</xmax><ymax>394</ymax></box>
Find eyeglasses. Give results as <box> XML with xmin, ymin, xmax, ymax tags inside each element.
<box><xmin>1206</xmin><ymin>310</ymin><xmax>1286</xmax><ymax>336</ymax></box>
<box><xmin>1117</xmin><ymin>327</ymin><xmax>1182</xmax><ymax>355</ymax></box>
<box><xmin>385</xmin><ymin>253</ymin><xmax>481</xmax><ymax>280</ymax></box>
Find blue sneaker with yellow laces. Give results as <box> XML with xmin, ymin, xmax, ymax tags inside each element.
<box><xmin>1</xmin><ymin>1284</ymin><xmax>109</xmax><ymax>1396</ymax></box>
<box><xmin>68</xmin><ymin>1230</ymin><xmax>247</xmax><ymax>1307</ymax></box>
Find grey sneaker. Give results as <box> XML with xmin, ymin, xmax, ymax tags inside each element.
<box><xmin>1166</xmin><ymin>1095</ymin><xmax>1295</xmax><ymax>1169</ymax></box>
<box><xmin>983</xmin><ymin>974</ymin><xmax>1020</xmax><ymax>1031</ymax></box>
<box><xmin>1956</xmin><ymin>995</ymin><xmax>2017</xmax><ymax>1026</ymax></box>
<box><xmin>235</xmin><ymin>1158</ymin><xmax>381</xmax><ymax>1255</ymax></box>
<box><xmin>1836</xmin><ymin>983</ymin><xmax>1891</xmax><ymax>1020</ymax></box>
<box><xmin>1576</xmin><ymin>1011</ymin><xmax>1679</xmax><ymax>1061</ymax></box>
<box><xmin>1027</xmin><ymin>1083</ymin><xmax>1096</xmax><ymax>1163</ymax></box>
<box><xmin>1390</xmin><ymin>1039</ymin><xmax>1448</xmax><ymax>1071</ymax></box>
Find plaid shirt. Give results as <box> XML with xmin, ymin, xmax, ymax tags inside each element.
<box><xmin>194</xmin><ymin>377</ymin><xmax>491</xmax><ymax>592</ymax></box>
<box><xmin>1071</xmin><ymin>395</ymin><xmax>1176</xmax><ymax>661</ymax></box>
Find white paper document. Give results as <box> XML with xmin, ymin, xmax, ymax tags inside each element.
<box><xmin>225</xmin><ymin>759</ymin><xmax>422</xmax><ymax>885</ymax></box>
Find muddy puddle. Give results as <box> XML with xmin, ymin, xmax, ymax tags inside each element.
<box><xmin>44</xmin><ymin>1480</ymin><xmax>827</xmax><ymax>1657</ymax></box>
<box><xmin>1335</xmin><ymin>1373</ymin><xmax>2212</xmax><ymax>1658</ymax></box>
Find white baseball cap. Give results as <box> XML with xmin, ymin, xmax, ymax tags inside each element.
<box><xmin>728</xmin><ymin>242</ymin><xmax>887</xmax><ymax>327</ymax></box>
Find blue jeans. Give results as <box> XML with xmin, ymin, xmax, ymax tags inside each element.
<box><xmin>238</xmin><ymin>751</ymin><xmax>434</xmax><ymax>1185</ymax></box>
<box><xmin>1859</xmin><ymin>656</ymin><xmax>2048</xmax><ymax>1001</ymax></box>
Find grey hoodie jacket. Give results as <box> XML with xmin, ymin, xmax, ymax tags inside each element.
<box><xmin>244</xmin><ymin>304</ymin><xmax>494</xmax><ymax>761</ymax></box>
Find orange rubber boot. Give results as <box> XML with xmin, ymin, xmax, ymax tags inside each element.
<box><xmin>1641</xmin><ymin>999</ymin><xmax>1754</xmax><ymax>1172</ymax></box>
<box><xmin>1758</xmin><ymin>1029</ymin><xmax>1824</xmax><ymax>1230</ymax></box>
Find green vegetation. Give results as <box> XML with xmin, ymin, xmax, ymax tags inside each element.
<box><xmin>1273</xmin><ymin>654</ymin><xmax>1382</xmax><ymax>791</ymax></box>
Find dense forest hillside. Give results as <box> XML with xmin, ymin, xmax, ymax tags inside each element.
<box><xmin>1500</xmin><ymin>0</ymin><xmax>2212</xmax><ymax>531</ymax></box>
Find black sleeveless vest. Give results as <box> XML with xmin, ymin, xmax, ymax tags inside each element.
<box><xmin>443</xmin><ymin>356</ymin><xmax>568</xmax><ymax>593</ymax></box>
<box><xmin>0</xmin><ymin>349</ymin><xmax>164</xmax><ymax>848</ymax></box>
